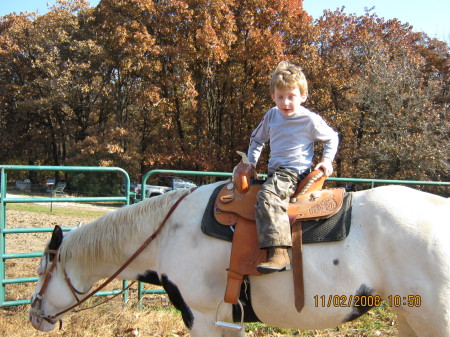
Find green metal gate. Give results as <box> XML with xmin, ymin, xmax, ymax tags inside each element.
<box><xmin>0</xmin><ymin>165</ymin><xmax>132</xmax><ymax>307</ymax></box>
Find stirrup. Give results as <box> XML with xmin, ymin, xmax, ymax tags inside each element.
<box><xmin>214</xmin><ymin>299</ymin><xmax>244</xmax><ymax>331</ymax></box>
<box><xmin>257</xmin><ymin>262</ymin><xmax>291</xmax><ymax>274</ymax></box>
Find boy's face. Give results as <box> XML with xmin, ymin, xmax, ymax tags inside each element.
<box><xmin>271</xmin><ymin>86</ymin><xmax>307</xmax><ymax>117</ymax></box>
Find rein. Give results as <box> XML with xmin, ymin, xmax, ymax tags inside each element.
<box><xmin>32</xmin><ymin>188</ymin><xmax>195</xmax><ymax>324</ymax></box>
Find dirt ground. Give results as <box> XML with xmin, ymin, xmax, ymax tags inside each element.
<box><xmin>5</xmin><ymin>207</ymin><xmax>107</xmax><ymax>254</ymax></box>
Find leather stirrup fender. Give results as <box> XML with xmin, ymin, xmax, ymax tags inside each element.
<box><xmin>223</xmin><ymin>217</ymin><xmax>266</xmax><ymax>305</ymax></box>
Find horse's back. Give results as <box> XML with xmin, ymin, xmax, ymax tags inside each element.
<box><xmin>354</xmin><ymin>185</ymin><xmax>449</xmax><ymax>223</ymax></box>
<box><xmin>353</xmin><ymin>185</ymin><xmax>450</xmax><ymax>252</ymax></box>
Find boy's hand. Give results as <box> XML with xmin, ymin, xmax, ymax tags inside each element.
<box><xmin>314</xmin><ymin>157</ymin><xmax>333</xmax><ymax>176</ymax></box>
<box><xmin>249</xmin><ymin>162</ymin><xmax>258</xmax><ymax>179</ymax></box>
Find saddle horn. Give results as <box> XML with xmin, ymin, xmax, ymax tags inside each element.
<box><xmin>233</xmin><ymin>151</ymin><xmax>257</xmax><ymax>194</ymax></box>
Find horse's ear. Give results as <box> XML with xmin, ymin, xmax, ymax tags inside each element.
<box><xmin>49</xmin><ymin>225</ymin><xmax>63</xmax><ymax>251</ymax></box>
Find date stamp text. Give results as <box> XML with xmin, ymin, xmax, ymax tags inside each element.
<box><xmin>314</xmin><ymin>295</ymin><xmax>421</xmax><ymax>308</ymax></box>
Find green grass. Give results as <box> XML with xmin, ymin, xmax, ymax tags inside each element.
<box><xmin>6</xmin><ymin>203</ymin><xmax>110</xmax><ymax>217</ymax></box>
<box><xmin>244</xmin><ymin>304</ymin><xmax>396</xmax><ymax>336</ymax></box>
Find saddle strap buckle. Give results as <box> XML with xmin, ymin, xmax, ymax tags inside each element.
<box><xmin>214</xmin><ymin>299</ymin><xmax>244</xmax><ymax>331</ymax></box>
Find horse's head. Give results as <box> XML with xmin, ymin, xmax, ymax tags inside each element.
<box><xmin>29</xmin><ymin>225</ymin><xmax>88</xmax><ymax>331</ymax></box>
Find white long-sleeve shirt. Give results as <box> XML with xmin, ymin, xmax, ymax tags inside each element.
<box><xmin>248</xmin><ymin>106</ymin><xmax>339</xmax><ymax>175</ymax></box>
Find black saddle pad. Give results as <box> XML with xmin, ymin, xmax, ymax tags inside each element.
<box><xmin>201</xmin><ymin>182</ymin><xmax>353</xmax><ymax>244</ymax></box>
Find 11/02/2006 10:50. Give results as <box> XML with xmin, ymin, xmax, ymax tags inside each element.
<box><xmin>313</xmin><ymin>295</ymin><xmax>421</xmax><ymax>308</ymax></box>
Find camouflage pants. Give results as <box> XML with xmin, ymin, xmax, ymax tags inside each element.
<box><xmin>255</xmin><ymin>168</ymin><xmax>306</xmax><ymax>249</ymax></box>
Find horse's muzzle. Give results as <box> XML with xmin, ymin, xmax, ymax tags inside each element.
<box><xmin>29</xmin><ymin>309</ymin><xmax>57</xmax><ymax>332</ymax></box>
<box><xmin>29</xmin><ymin>295</ymin><xmax>57</xmax><ymax>332</ymax></box>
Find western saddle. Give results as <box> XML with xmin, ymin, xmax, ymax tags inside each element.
<box><xmin>213</xmin><ymin>158</ymin><xmax>345</xmax><ymax>329</ymax></box>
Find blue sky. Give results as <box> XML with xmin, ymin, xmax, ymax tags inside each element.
<box><xmin>1</xmin><ymin>0</ymin><xmax>449</xmax><ymax>42</ymax></box>
<box><xmin>303</xmin><ymin>0</ymin><xmax>450</xmax><ymax>41</ymax></box>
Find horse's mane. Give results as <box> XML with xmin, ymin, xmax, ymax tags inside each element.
<box><xmin>58</xmin><ymin>189</ymin><xmax>190</xmax><ymax>274</ymax></box>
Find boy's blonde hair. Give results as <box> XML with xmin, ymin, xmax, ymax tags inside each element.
<box><xmin>269</xmin><ymin>61</ymin><xmax>308</xmax><ymax>97</ymax></box>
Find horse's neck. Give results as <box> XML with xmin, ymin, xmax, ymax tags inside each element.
<box><xmin>63</xmin><ymin>188</ymin><xmax>200</xmax><ymax>286</ymax></box>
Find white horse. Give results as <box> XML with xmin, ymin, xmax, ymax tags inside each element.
<box><xmin>29</xmin><ymin>182</ymin><xmax>450</xmax><ymax>337</ymax></box>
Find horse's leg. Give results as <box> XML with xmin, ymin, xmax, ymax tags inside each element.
<box><xmin>398</xmin><ymin>311</ymin><xmax>450</xmax><ymax>337</ymax></box>
<box><xmin>189</xmin><ymin>308</ymin><xmax>246</xmax><ymax>337</ymax></box>
<box><xmin>397</xmin><ymin>314</ymin><xmax>418</xmax><ymax>337</ymax></box>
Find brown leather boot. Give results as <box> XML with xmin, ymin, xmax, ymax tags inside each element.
<box><xmin>257</xmin><ymin>247</ymin><xmax>291</xmax><ymax>274</ymax></box>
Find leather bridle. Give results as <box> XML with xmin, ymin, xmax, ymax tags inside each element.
<box><xmin>30</xmin><ymin>247</ymin><xmax>92</xmax><ymax>325</ymax></box>
<box><xmin>30</xmin><ymin>188</ymin><xmax>195</xmax><ymax>326</ymax></box>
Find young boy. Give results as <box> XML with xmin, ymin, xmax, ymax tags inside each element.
<box><xmin>247</xmin><ymin>61</ymin><xmax>339</xmax><ymax>274</ymax></box>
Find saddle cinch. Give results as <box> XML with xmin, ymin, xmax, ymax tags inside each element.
<box><xmin>214</xmin><ymin>161</ymin><xmax>345</xmax><ymax>329</ymax></box>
